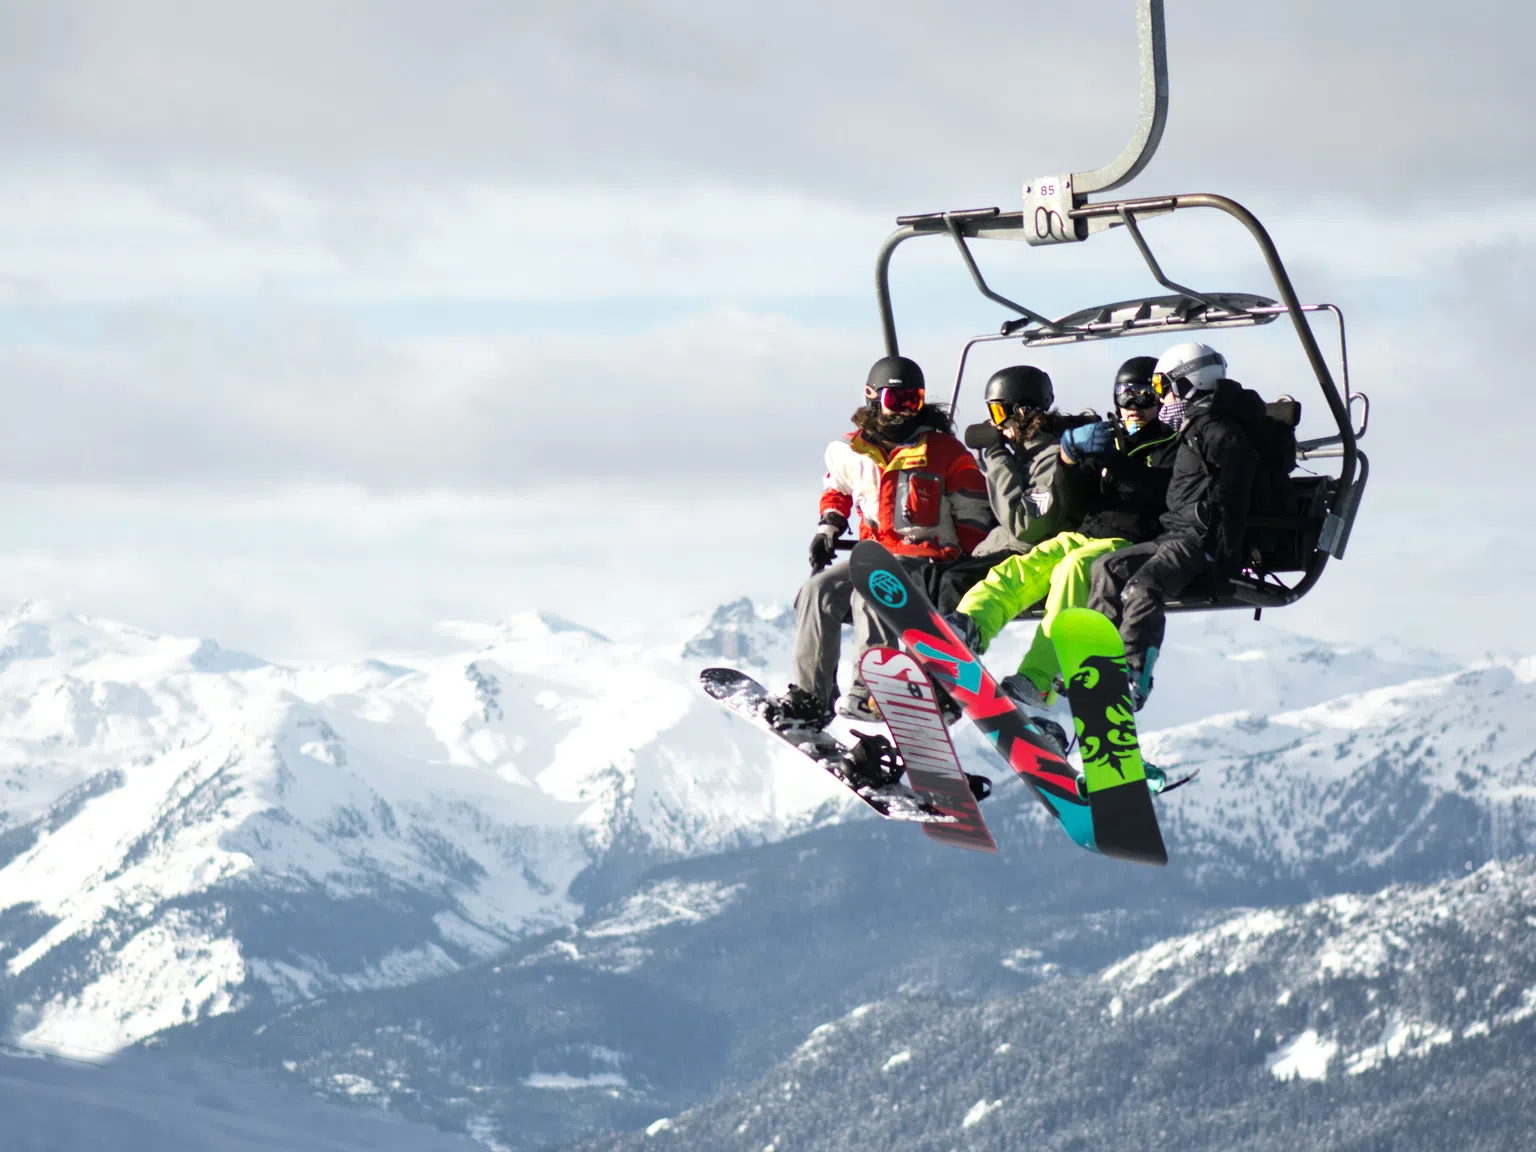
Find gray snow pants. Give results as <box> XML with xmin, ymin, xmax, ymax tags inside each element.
<box><xmin>792</xmin><ymin>559</ymin><xmax>919</xmax><ymax>708</ymax></box>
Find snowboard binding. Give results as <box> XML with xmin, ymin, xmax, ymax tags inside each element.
<box><xmin>844</xmin><ymin>731</ymin><xmax>906</xmax><ymax>791</ymax></box>
<box><xmin>845</xmin><ymin>728</ymin><xmax>992</xmax><ymax>802</ymax></box>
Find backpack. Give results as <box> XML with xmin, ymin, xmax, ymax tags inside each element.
<box><xmin>1240</xmin><ymin>395</ymin><xmax>1302</xmax><ymax>567</ymax></box>
<box><xmin>1244</xmin><ymin>395</ymin><xmax>1300</xmax><ymax>516</ymax></box>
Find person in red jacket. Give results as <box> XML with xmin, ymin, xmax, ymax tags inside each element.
<box><xmin>765</xmin><ymin>355</ymin><xmax>991</xmax><ymax>730</ymax></box>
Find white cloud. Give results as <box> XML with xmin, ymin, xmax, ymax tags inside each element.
<box><xmin>1</xmin><ymin>2</ymin><xmax>1529</xmax><ymax>204</ymax></box>
<box><xmin>0</xmin><ymin>2</ymin><xmax>1527</xmax><ymax>658</ymax></box>
<box><xmin>0</xmin><ymin>482</ymin><xmax>816</xmax><ymax>661</ymax></box>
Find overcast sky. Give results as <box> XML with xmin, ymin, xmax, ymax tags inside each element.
<box><xmin>0</xmin><ymin>1</ymin><xmax>1529</xmax><ymax>660</ymax></box>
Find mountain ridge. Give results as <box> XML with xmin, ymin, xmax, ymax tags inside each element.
<box><xmin>576</xmin><ymin>859</ymin><xmax>1536</xmax><ymax>1151</ymax></box>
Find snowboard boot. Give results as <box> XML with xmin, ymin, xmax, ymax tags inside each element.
<box><xmin>965</xmin><ymin>773</ymin><xmax>993</xmax><ymax>802</ymax></box>
<box><xmin>933</xmin><ymin>683</ymin><xmax>963</xmax><ymax>727</ymax></box>
<box><xmin>941</xmin><ymin>610</ymin><xmax>986</xmax><ymax>654</ymax></box>
<box><xmin>1143</xmin><ymin>762</ymin><xmax>1168</xmax><ymax>795</ymax></box>
<box><xmin>1126</xmin><ymin>646</ymin><xmax>1158</xmax><ymax>713</ymax></box>
<box><xmin>762</xmin><ymin>684</ymin><xmax>834</xmax><ymax>733</ymax></box>
<box><xmin>999</xmin><ymin>673</ymin><xmax>1070</xmax><ymax>758</ymax></box>
<box><xmin>836</xmin><ymin>685</ymin><xmax>882</xmax><ymax>722</ymax></box>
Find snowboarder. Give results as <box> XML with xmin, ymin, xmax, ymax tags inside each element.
<box><xmin>1087</xmin><ymin>341</ymin><xmax>1264</xmax><ymax>709</ymax></box>
<box><xmin>765</xmin><ymin>355</ymin><xmax>991</xmax><ymax>729</ymax></box>
<box><xmin>966</xmin><ymin>364</ymin><xmax>1082</xmax><ymax>555</ymax></box>
<box><xmin>942</xmin><ymin>356</ymin><xmax>1178</xmax><ymax>732</ymax></box>
<box><xmin>930</xmin><ymin>364</ymin><xmax>1087</xmax><ymax>613</ymax></box>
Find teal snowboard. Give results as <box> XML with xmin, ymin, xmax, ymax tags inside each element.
<box><xmin>1050</xmin><ymin>607</ymin><xmax>1167</xmax><ymax>866</ymax></box>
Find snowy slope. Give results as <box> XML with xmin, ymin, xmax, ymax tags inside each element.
<box><xmin>1146</xmin><ymin>659</ymin><xmax>1536</xmax><ymax>876</ymax></box>
<box><xmin>980</xmin><ymin>608</ymin><xmax>1455</xmax><ymax>732</ymax></box>
<box><xmin>0</xmin><ymin>591</ymin><xmax>1502</xmax><ymax>1066</ymax></box>
<box><xmin>581</xmin><ymin>861</ymin><xmax>1536</xmax><ymax>1152</ymax></box>
<box><xmin>0</xmin><ymin>1044</ymin><xmax>478</xmax><ymax>1152</ymax></box>
<box><xmin>0</xmin><ymin>601</ymin><xmax>845</xmax><ymax>1057</ymax></box>
<box><xmin>119</xmin><ymin>600</ymin><xmax>1529</xmax><ymax>1152</ymax></box>
<box><xmin>1101</xmin><ymin>859</ymin><xmax>1536</xmax><ymax>1083</ymax></box>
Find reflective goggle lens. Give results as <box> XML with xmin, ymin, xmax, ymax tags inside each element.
<box><xmin>879</xmin><ymin>386</ymin><xmax>924</xmax><ymax>415</ymax></box>
<box><xmin>1115</xmin><ymin>385</ymin><xmax>1159</xmax><ymax>410</ymax></box>
<box><xmin>987</xmin><ymin>400</ymin><xmax>1011</xmax><ymax>425</ymax></box>
<box><xmin>1151</xmin><ymin>372</ymin><xmax>1171</xmax><ymax>397</ymax></box>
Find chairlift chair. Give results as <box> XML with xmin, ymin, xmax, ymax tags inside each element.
<box><xmin>862</xmin><ymin>0</ymin><xmax>1369</xmax><ymax>618</ymax></box>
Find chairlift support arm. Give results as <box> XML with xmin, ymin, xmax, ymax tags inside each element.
<box><xmin>1024</xmin><ymin>0</ymin><xmax>1169</xmax><ymax>244</ymax></box>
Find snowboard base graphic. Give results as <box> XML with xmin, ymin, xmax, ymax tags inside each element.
<box><xmin>858</xmin><ymin>647</ymin><xmax>995</xmax><ymax>854</ymax></box>
<box><xmin>700</xmin><ymin>667</ymin><xmax>972</xmax><ymax>834</ymax></box>
<box><xmin>1050</xmin><ymin>607</ymin><xmax>1167</xmax><ymax>866</ymax></box>
<box><xmin>848</xmin><ymin>541</ymin><xmax>1101</xmax><ymax>856</ymax></box>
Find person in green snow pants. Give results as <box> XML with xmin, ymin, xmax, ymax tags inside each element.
<box><xmin>945</xmin><ymin>356</ymin><xmax>1181</xmax><ymax>706</ymax></box>
<box><xmin>955</xmin><ymin>530</ymin><xmax>1131</xmax><ymax>694</ymax></box>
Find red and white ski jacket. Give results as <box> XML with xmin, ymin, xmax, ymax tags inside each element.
<box><xmin>819</xmin><ymin>428</ymin><xmax>991</xmax><ymax>559</ymax></box>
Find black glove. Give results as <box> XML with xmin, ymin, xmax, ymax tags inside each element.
<box><xmin>809</xmin><ymin>528</ymin><xmax>839</xmax><ymax>571</ymax></box>
<box><xmin>964</xmin><ymin>422</ymin><xmax>1004</xmax><ymax>451</ymax></box>
<box><xmin>808</xmin><ymin>512</ymin><xmax>848</xmax><ymax>572</ymax></box>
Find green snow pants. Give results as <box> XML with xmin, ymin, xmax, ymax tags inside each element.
<box><xmin>954</xmin><ymin>531</ymin><xmax>1131</xmax><ymax>692</ymax></box>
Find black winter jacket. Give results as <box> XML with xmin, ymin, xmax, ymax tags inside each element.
<box><xmin>1159</xmin><ymin>379</ymin><xmax>1262</xmax><ymax>565</ymax></box>
<box><xmin>1073</xmin><ymin>418</ymin><xmax>1180</xmax><ymax>544</ymax></box>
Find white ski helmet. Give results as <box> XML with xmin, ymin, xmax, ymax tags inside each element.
<box><xmin>1153</xmin><ymin>342</ymin><xmax>1227</xmax><ymax>399</ymax></box>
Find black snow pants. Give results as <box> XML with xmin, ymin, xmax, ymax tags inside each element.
<box><xmin>1087</xmin><ymin>533</ymin><xmax>1211</xmax><ymax>670</ymax></box>
<box><xmin>931</xmin><ymin>548</ymin><xmax>1024</xmax><ymax>614</ymax></box>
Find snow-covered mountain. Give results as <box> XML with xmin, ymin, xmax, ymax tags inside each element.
<box><xmin>151</xmin><ymin>607</ymin><xmax>1533</xmax><ymax>1150</ymax></box>
<box><xmin>987</xmin><ymin>608</ymin><xmax>1455</xmax><ymax>732</ymax></box>
<box><xmin>0</xmin><ymin>1043</ymin><xmax>478</xmax><ymax>1152</ymax></box>
<box><xmin>579</xmin><ymin>861</ymin><xmax>1536</xmax><ymax>1151</ymax></box>
<box><xmin>0</xmin><ymin>589</ymin><xmax>1519</xmax><ymax>1149</ymax></box>
<box><xmin>0</xmin><ymin>600</ymin><xmax>846</xmax><ymax>1057</ymax></box>
<box><xmin>1147</xmin><ymin>658</ymin><xmax>1536</xmax><ymax>880</ymax></box>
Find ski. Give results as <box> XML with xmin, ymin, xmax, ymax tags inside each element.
<box><xmin>1050</xmin><ymin>607</ymin><xmax>1168</xmax><ymax>866</ymax></box>
<box><xmin>699</xmin><ymin>667</ymin><xmax>960</xmax><ymax>828</ymax></box>
<box><xmin>1158</xmin><ymin>767</ymin><xmax>1200</xmax><ymax>795</ymax></box>
<box><xmin>858</xmin><ymin>647</ymin><xmax>996</xmax><ymax>854</ymax></box>
<box><xmin>848</xmin><ymin>540</ymin><xmax>1100</xmax><ymax>857</ymax></box>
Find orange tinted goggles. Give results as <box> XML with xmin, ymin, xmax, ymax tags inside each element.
<box><xmin>987</xmin><ymin>400</ymin><xmax>1011</xmax><ymax>425</ymax></box>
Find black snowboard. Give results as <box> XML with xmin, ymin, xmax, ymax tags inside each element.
<box><xmin>700</xmin><ymin>667</ymin><xmax>956</xmax><ymax>825</ymax></box>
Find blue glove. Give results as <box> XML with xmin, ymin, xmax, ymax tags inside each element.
<box><xmin>1059</xmin><ymin>420</ymin><xmax>1115</xmax><ymax>463</ymax></box>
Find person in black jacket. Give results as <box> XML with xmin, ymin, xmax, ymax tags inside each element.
<box><xmin>1088</xmin><ymin>342</ymin><xmax>1263</xmax><ymax>709</ymax></box>
<box><xmin>941</xmin><ymin>357</ymin><xmax>1178</xmax><ymax>733</ymax></box>
<box><xmin>1068</xmin><ymin>356</ymin><xmax>1180</xmax><ymax>546</ymax></box>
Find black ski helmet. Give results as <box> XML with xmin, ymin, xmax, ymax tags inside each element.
<box><xmin>865</xmin><ymin>355</ymin><xmax>925</xmax><ymax>396</ymax></box>
<box><xmin>1113</xmin><ymin>355</ymin><xmax>1159</xmax><ymax>409</ymax></box>
<box><xmin>983</xmin><ymin>365</ymin><xmax>1053</xmax><ymax>412</ymax></box>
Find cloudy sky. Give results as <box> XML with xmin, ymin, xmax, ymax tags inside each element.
<box><xmin>0</xmin><ymin>0</ymin><xmax>1530</xmax><ymax>660</ymax></box>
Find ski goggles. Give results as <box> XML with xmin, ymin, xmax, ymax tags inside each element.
<box><xmin>878</xmin><ymin>386</ymin><xmax>925</xmax><ymax>415</ymax></box>
<box><xmin>1153</xmin><ymin>371</ymin><xmax>1200</xmax><ymax>401</ymax></box>
<box><xmin>987</xmin><ymin>400</ymin><xmax>1042</xmax><ymax>425</ymax></box>
<box><xmin>1152</xmin><ymin>352</ymin><xmax>1225</xmax><ymax>399</ymax></box>
<box><xmin>1114</xmin><ymin>383</ymin><xmax>1160</xmax><ymax>410</ymax></box>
